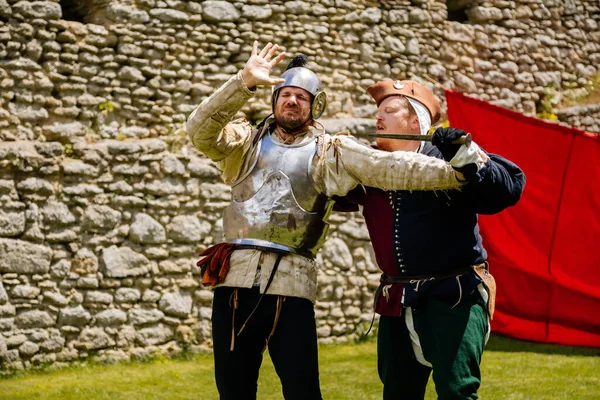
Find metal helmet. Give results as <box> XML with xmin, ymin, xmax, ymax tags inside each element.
<box><xmin>271</xmin><ymin>66</ymin><xmax>327</xmax><ymax>120</ymax></box>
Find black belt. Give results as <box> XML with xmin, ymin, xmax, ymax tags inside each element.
<box><xmin>372</xmin><ymin>265</ymin><xmax>485</xmax><ymax>315</ymax></box>
<box><xmin>380</xmin><ymin>266</ymin><xmax>477</xmax><ymax>284</ymax></box>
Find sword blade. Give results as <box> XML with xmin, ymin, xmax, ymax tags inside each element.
<box><xmin>353</xmin><ymin>133</ymin><xmax>433</xmax><ymax>141</ymax></box>
<box><xmin>352</xmin><ymin>132</ymin><xmax>471</xmax><ymax>146</ymax></box>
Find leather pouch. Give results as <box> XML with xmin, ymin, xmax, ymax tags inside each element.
<box><xmin>472</xmin><ymin>263</ymin><xmax>497</xmax><ymax>320</ymax></box>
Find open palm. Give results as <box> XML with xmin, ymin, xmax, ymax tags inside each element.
<box><xmin>241</xmin><ymin>41</ymin><xmax>287</xmax><ymax>89</ymax></box>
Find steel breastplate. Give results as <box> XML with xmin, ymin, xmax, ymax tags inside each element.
<box><xmin>222</xmin><ymin>131</ymin><xmax>333</xmax><ymax>257</ymax></box>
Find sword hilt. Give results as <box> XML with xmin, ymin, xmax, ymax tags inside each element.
<box><xmin>453</xmin><ymin>133</ymin><xmax>472</xmax><ymax>146</ymax></box>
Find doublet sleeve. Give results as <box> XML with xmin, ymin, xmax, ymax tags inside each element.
<box><xmin>312</xmin><ymin>134</ymin><xmax>463</xmax><ymax>196</ymax></box>
<box><xmin>185</xmin><ymin>71</ymin><xmax>258</xmax><ymax>184</ymax></box>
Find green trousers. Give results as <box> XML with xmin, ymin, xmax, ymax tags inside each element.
<box><xmin>377</xmin><ymin>290</ymin><xmax>489</xmax><ymax>400</ymax></box>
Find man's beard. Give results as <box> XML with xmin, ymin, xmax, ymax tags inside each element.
<box><xmin>274</xmin><ymin>109</ymin><xmax>311</xmax><ymax>133</ymax></box>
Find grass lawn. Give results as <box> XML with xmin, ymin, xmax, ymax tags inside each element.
<box><xmin>0</xmin><ymin>334</ymin><xmax>599</xmax><ymax>399</ymax></box>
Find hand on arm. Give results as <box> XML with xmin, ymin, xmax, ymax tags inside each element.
<box><xmin>241</xmin><ymin>41</ymin><xmax>287</xmax><ymax>89</ymax></box>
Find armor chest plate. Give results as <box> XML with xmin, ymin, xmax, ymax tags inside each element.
<box><xmin>223</xmin><ymin>132</ymin><xmax>333</xmax><ymax>256</ymax></box>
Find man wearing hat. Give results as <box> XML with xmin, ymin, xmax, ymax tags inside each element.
<box><xmin>335</xmin><ymin>80</ymin><xmax>525</xmax><ymax>399</ymax></box>
<box><xmin>186</xmin><ymin>42</ymin><xmax>481</xmax><ymax>399</ymax></box>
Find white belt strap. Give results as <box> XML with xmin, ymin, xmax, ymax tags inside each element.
<box><xmin>478</xmin><ymin>283</ymin><xmax>491</xmax><ymax>345</ymax></box>
<box><xmin>404</xmin><ymin>307</ymin><xmax>432</xmax><ymax>367</ymax></box>
<box><xmin>405</xmin><ymin>286</ymin><xmax>491</xmax><ymax>367</ymax></box>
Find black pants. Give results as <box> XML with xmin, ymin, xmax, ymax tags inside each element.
<box><xmin>212</xmin><ymin>286</ymin><xmax>322</xmax><ymax>400</ymax></box>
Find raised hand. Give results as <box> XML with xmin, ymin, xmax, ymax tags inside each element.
<box><xmin>241</xmin><ymin>41</ymin><xmax>287</xmax><ymax>89</ymax></box>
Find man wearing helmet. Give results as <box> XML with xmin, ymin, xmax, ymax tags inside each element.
<box><xmin>335</xmin><ymin>80</ymin><xmax>525</xmax><ymax>399</ymax></box>
<box><xmin>186</xmin><ymin>42</ymin><xmax>483</xmax><ymax>400</ymax></box>
<box><xmin>272</xmin><ymin>66</ymin><xmax>327</xmax><ymax>136</ymax></box>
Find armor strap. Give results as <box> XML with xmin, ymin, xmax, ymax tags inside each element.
<box><xmin>236</xmin><ymin>251</ymin><xmax>285</xmax><ymax>337</ymax></box>
<box><xmin>234</xmin><ymin>240</ymin><xmax>298</xmax><ymax>337</ymax></box>
<box><xmin>252</xmin><ymin>118</ymin><xmax>272</xmax><ymax>146</ymax></box>
<box><xmin>263</xmin><ymin>295</ymin><xmax>285</xmax><ymax>354</ymax></box>
<box><xmin>227</xmin><ymin>242</ymin><xmax>313</xmax><ymax>343</ymax></box>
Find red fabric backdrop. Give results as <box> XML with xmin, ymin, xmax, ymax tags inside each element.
<box><xmin>445</xmin><ymin>90</ymin><xmax>600</xmax><ymax>347</ymax></box>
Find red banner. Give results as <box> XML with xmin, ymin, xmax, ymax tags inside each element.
<box><xmin>446</xmin><ymin>90</ymin><xmax>600</xmax><ymax>347</ymax></box>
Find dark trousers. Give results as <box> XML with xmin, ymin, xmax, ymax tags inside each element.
<box><xmin>212</xmin><ymin>286</ymin><xmax>322</xmax><ymax>400</ymax></box>
<box><xmin>378</xmin><ymin>290</ymin><xmax>488</xmax><ymax>400</ymax></box>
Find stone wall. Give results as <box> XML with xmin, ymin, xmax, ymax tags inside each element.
<box><xmin>557</xmin><ymin>103</ymin><xmax>600</xmax><ymax>133</ymax></box>
<box><xmin>0</xmin><ymin>0</ymin><xmax>598</xmax><ymax>140</ymax></box>
<box><xmin>0</xmin><ymin>138</ymin><xmax>377</xmax><ymax>370</ymax></box>
<box><xmin>0</xmin><ymin>0</ymin><xmax>599</xmax><ymax>371</ymax></box>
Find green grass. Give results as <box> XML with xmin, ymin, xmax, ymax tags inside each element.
<box><xmin>0</xmin><ymin>334</ymin><xmax>599</xmax><ymax>399</ymax></box>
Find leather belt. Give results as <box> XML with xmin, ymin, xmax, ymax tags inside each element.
<box><xmin>380</xmin><ymin>266</ymin><xmax>476</xmax><ymax>284</ymax></box>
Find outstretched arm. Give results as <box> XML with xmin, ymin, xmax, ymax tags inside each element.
<box><xmin>312</xmin><ymin>135</ymin><xmax>464</xmax><ymax>197</ymax></box>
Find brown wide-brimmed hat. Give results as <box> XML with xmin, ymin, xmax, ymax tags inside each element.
<box><xmin>366</xmin><ymin>80</ymin><xmax>441</xmax><ymax>124</ymax></box>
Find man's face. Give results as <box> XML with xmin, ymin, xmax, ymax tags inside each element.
<box><xmin>274</xmin><ymin>86</ymin><xmax>312</xmax><ymax>132</ymax></box>
<box><xmin>375</xmin><ymin>96</ymin><xmax>419</xmax><ymax>152</ymax></box>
